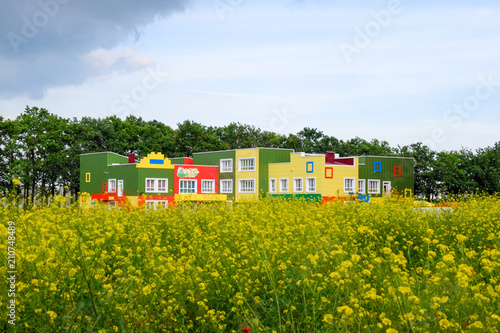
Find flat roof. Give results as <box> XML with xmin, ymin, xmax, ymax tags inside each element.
<box><xmin>193</xmin><ymin>147</ymin><xmax>295</xmax><ymax>154</ymax></box>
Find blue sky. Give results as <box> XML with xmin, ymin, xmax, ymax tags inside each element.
<box><xmin>1</xmin><ymin>0</ymin><xmax>499</xmax><ymax>152</ymax></box>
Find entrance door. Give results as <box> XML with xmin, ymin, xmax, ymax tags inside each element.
<box><xmin>383</xmin><ymin>181</ymin><xmax>391</xmax><ymax>195</ymax></box>
<box><xmin>118</xmin><ymin>180</ymin><xmax>123</xmax><ymax>197</ymax></box>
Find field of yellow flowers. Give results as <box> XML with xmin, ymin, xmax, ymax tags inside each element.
<box><xmin>1</xmin><ymin>195</ymin><xmax>500</xmax><ymax>332</ymax></box>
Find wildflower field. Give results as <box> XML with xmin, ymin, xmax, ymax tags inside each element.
<box><xmin>1</xmin><ymin>196</ymin><xmax>500</xmax><ymax>332</ymax></box>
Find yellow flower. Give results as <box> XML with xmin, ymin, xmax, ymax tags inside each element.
<box><xmin>398</xmin><ymin>286</ymin><xmax>411</xmax><ymax>294</ymax></box>
<box><xmin>337</xmin><ymin>306</ymin><xmax>354</xmax><ymax>316</ymax></box>
<box><xmin>322</xmin><ymin>314</ymin><xmax>334</xmax><ymax>324</ymax></box>
<box><xmin>46</xmin><ymin>311</ymin><xmax>57</xmax><ymax>322</ymax></box>
<box><xmin>442</xmin><ymin>254</ymin><xmax>455</xmax><ymax>264</ymax></box>
<box><xmin>386</xmin><ymin>329</ymin><xmax>398</xmax><ymax>333</ymax></box>
<box><xmin>12</xmin><ymin>178</ymin><xmax>21</xmax><ymax>186</ymax></box>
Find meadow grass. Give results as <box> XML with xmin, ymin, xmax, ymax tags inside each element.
<box><xmin>1</xmin><ymin>195</ymin><xmax>500</xmax><ymax>332</ymax></box>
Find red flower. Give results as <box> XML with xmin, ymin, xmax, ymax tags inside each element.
<box><xmin>242</xmin><ymin>326</ymin><xmax>250</xmax><ymax>333</ymax></box>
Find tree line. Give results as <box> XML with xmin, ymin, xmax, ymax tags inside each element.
<box><xmin>1</xmin><ymin>106</ymin><xmax>499</xmax><ymax>203</ymax></box>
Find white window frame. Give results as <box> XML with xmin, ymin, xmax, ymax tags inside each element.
<box><xmin>220</xmin><ymin>179</ymin><xmax>233</xmax><ymax>193</ymax></box>
<box><xmin>108</xmin><ymin>179</ymin><xmax>116</xmax><ymax>193</ymax></box>
<box><xmin>279</xmin><ymin>178</ymin><xmax>288</xmax><ymax>193</ymax></box>
<box><xmin>344</xmin><ymin>177</ymin><xmax>355</xmax><ymax>193</ymax></box>
<box><xmin>201</xmin><ymin>179</ymin><xmax>215</xmax><ymax>194</ymax></box>
<box><xmin>293</xmin><ymin>177</ymin><xmax>303</xmax><ymax>193</ymax></box>
<box><xmin>306</xmin><ymin>177</ymin><xmax>316</xmax><ymax>193</ymax></box>
<box><xmin>145</xmin><ymin>178</ymin><xmax>168</xmax><ymax>193</ymax></box>
<box><xmin>358</xmin><ymin>179</ymin><xmax>366</xmax><ymax>194</ymax></box>
<box><xmin>368</xmin><ymin>179</ymin><xmax>381</xmax><ymax>194</ymax></box>
<box><xmin>220</xmin><ymin>159</ymin><xmax>233</xmax><ymax>173</ymax></box>
<box><xmin>238</xmin><ymin>157</ymin><xmax>256</xmax><ymax>172</ymax></box>
<box><xmin>238</xmin><ymin>179</ymin><xmax>255</xmax><ymax>193</ymax></box>
<box><xmin>157</xmin><ymin>179</ymin><xmax>167</xmax><ymax>192</ymax></box>
<box><xmin>269</xmin><ymin>178</ymin><xmax>277</xmax><ymax>193</ymax></box>
<box><xmin>145</xmin><ymin>200</ymin><xmax>168</xmax><ymax>210</ymax></box>
<box><xmin>179</xmin><ymin>179</ymin><xmax>197</xmax><ymax>194</ymax></box>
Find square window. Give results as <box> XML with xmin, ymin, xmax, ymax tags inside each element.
<box><xmin>179</xmin><ymin>180</ymin><xmax>197</xmax><ymax>194</ymax></box>
<box><xmin>239</xmin><ymin>158</ymin><xmax>255</xmax><ymax>171</ymax></box>
<box><xmin>158</xmin><ymin>179</ymin><xmax>167</xmax><ymax>192</ymax></box>
<box><xmin>201</xmin><ymin>180</ymin><xmax>215</xmax><ymax>193</ymax></box>
<box><xmin>368</xmin><ymin>179</ymin><xmax>380</xmax><ymax>194</ymax></box>
<box><xmin>145</xmin><ymin>200</ymin><xmax>168</xmax><ymax>210</ymax></box>
<box><xmin>220</xmin><ymin>159</ymin><xmax>233</xmax><ymax>173</ymax></box>
<box><xmin>146</xmin><ymin>178</ymin><xmax>168</xmax><ymax>193</ymax></box>
<box><xmin>238</xmin><ymin>179</ymin><xmax>255</xmax><ymax>193</ymax></box>
<box><xmin>279</xmin><ymin>178</ymin><xmax>288</xmax><ymax>193</ymax></box>
<box><xmin>293</xmin><ymin>178</ymin><xmax>303</xmax><ymax>192</ymax></box>
<box><xmin>344</xmin><ymin>177</ymin><xmax>355</xmax><ymax>193</ymax></box>
<box><xmin>306</xmin><ymin>177</ymin><xmax>316</xmax><ymax>192</ymax></box>
<box><xmin>220</xmin><ymin>179</ymin><xmax>233</xmax><ymax>193</ymax></box>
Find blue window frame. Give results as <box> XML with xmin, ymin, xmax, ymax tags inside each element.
<box><xmin>306</xmin><ymin>162</ymin><xmax>314</xmax><ymax>173</ymax></box>
<box><xmin>374</xmin><ymin>161</ymin><xmax>382</xmax><ymax>172</ymax></box>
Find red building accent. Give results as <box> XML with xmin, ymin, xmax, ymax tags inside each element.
<box><xmin>173</xmin><ymin>165</ymin><xmax>219</xmax><ymax>194</ymax></box>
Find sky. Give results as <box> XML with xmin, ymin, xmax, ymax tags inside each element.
<box><xmin>1</xmin><ymin>0</ymin><xmax>500</xmax><ymax>152</ymax></box>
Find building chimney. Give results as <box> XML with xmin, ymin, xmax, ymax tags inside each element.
<box><xmin>127</xmin><ymin>153</ymin><xmax>136</xmax><ymax>164</ymax></box>
<box><xmin>325</xmin><ymin>151</ymin><xmax>336</xmax><ymax>164</ymax></box>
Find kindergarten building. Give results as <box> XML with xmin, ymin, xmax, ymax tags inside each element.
<box><xmin>80</xmin><ymin>148</ymin><xmax>415</xmax><ymax>208</ymax></box>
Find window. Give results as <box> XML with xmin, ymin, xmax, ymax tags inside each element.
<box><xmin>306</xmin><ymin>162</ymin><xmax>314</xmax><ymax>173</ymax></box>
<box><xmin>145</xmin><ymin>200</ymin><xmax>168</xmax><ymax>210</ymax></box>
<box><xmin>269</xmin><ymin>179</ymin><xmax>276</xmax><ymax>193</ymax></box>
<box><xmin>325</xmin><ymin>167</ymin><xmax>333</xmax><ymax>178</ymax></box>
<box><xmin>146</xmin><ymin>179</ymin><xmax>155</xmax><ymax>192</ymax></box>
<box><xmin>220</xmin><ymin>159</ymin><xmax>233</xmax><ymax>173</ymax></box>
<box><xmin>279</xmin><ymin>178</ymin><xmax>288</xmax><ymax>193</ymax></box>
<box><xmin>239</xmin><ymin>158</ymin><xmax>255</xmax><ymax>171</ymax></box>
<box><xmin>306</xmin><ymin>177</ymin><xmax>316</xmax><ymax>192</ymax></box>
<box><xmin>394</xmin><ymin>166</ymin><xmax>402</xmax><ymax>177</ymax></box>
<box><xmin>344</xmin><ymin>178</ymin><xmax>355</xmax><ymax>193</ymax></box>
<box><xmin>368</xmin><ymin>179</ymin><xmax>380</xmax><ymax>194</ymax></box>
<box><xmin>108</xmin><ymin>179</ymin><xmax>116</xmax><ymax>193</ymax></box>
<box><xmin>239</xmin><ymin>179</ymin><xmax>255</xmax><ymax>193</ymax></box>
<box><xmin>146</xmin><ymin>178</ymin><xmax>168</xmax><ymax>193</ymax></box>
<box><xmin>220</xmin><ymin>179</ymin><xmax>233</xmax><ymax>193</ymax></box>
<box><xmin>358</xmin><ymin>179</ymin><xmax>366</xmax><ymax>194</ymax></box>
<box><xmin>179</xmin><ymin>180</ymin><xmax>197</xmax><ymax>194</ymax></box>
<box><xmin>201</xmin><ymin>180</ymin><xmax>215</xmax><ymax>193</ymax></box>
<box><xmin>86</xmin><ymin>173</ymin><xmax>91</xmax><ymax>182</ymax></box>
<box><xmin>374</xmin><ymin>161</ymin><xmax>382</xmax><ymax>172</ymax></box>
<box><xmin>293</xmin><ymin>178</ymin><xmax>303</xmax><ymax>192</ymax></box>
